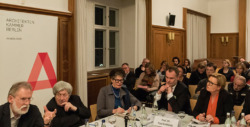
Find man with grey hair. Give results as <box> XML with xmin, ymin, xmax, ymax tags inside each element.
<box><xmin>0</xmin><ymin>81</ymin><xmax>56</xmax><ymax>127</ymax></box>
<box><xmin>226</xmin><ymin>75</ymin><xmax>249</xmax><ymax>106</ymax></box>
<box><xmin>46</xmin><ymin>81</ymin><xmax>90</xmax><ymax>127</ymax></box>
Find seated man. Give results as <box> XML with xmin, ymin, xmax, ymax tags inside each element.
<box><xmin>121</xmin><ymin>63</ymin><xmax>136</xmax><ymax>93</ymax></box>
<box><xmin>0</xmin><ymin>81</ymin><xmax>56</xmax><ymax>127</ymax></box>
<box><xmin>242</xmin><ymin>91</ymin><xmax>250</xmax><ymax>125</ymax></box>
<box><xmin>135</xmin><ymin>58</ymin><xmax>150</xmax><ymax>78</ymax></box>
<box><xmin>155</xmin><ymin>66</ymin><xmax>192</xmax><ymax>115</ymax></box>
<box><xmin>225</xmin><ymin>75</ymin><xmax>249</xmax><ymax>106</ymax></box>
<box><xmin>195</xmin><ymin>62</ymin><xmax>217</xmax><ymax>95</ymax></box>
<box><xmin>189</xmin><ymin>62</ymin><xmax>207</xmax><ymax>85</ymax></box>
<box><xmin>46</xmin><ymin>81</ymin><xmax>90</xmax><ymax>127</ymax></box>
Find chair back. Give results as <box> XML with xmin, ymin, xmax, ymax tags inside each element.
<box><xmin>190</xmin><ymin>99</ymin><xmax>197</xmax><ymax>111</ymax></box>
<box><xmin>89</xmin><ymin>104</ymin><xmax>97</xmax><ymax>122</ymax></box>
<box><xmin>189</xmin><ymin>85</ymin><xmax>198</xmax><ymax>98</ymax></box>
<box><xmin>234</xmin><ymin>105</ymin><xmax>243</xmax><ymax>120</ymax></box>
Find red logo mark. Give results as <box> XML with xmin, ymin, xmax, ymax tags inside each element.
<box><xmin>28</xmin><ymin>53</ymin><xmax>57</xmax><ymax>91</ymax></box>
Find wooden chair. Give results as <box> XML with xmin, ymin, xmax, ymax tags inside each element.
<box><xmin>190</xmin><ymin>99</ymin><xmax>197</xmax><ymax>111</ymax></box>
<box><xmin>234</xmin><ymin>105</ymin><xmax>243</xmax><ymax>120</ymax></box>
<box><xmin>189</xmin><ymin>85</ymin><xmax>198</xmax><ymax>98</ymax></box>
<box><xmin>89</xmin><ymin>104</ymin><xmax>97</xmax><ymax>122</ymax></box>
<box><xmin>186</xmin><ymin>73</ymin><xmax>191</xmax><ymax>79</ymax></box>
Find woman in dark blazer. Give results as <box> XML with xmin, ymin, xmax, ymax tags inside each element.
<box><xmin>97</xmin><ymin>68</ymin><xmax>141</xmax><ymax>119</ymax></box>
<box><xmin>193</xmin><ymin>73</ymin><xmax>233</xmax><ymax>124</ymax></box>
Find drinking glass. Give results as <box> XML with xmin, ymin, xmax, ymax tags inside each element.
<box><xmin>108</xmin><ymin>116</ymin><xmax>116</xmax><ymax>124</ymax></box>
<box><xmin>177</xmin><ymin>111</ymin><xmax>185</xmax><ymax>119</ymax></box>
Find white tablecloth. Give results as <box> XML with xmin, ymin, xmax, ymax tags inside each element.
<box><xmin>81</xmin><ymin>107</ymin><xmax>225</xmax><ymax>127</ymax></box>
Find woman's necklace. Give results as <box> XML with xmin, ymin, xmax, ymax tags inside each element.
<box><xmin>111</xmin><ymin>86</ymin><xmax>120</xmax><ymax>98</ymax></box>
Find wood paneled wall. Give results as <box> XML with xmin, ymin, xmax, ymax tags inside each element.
<box><xmin>210</xmin><ymin>33</ymin><xmax>239</xmax><ymax>65</ymax></box>
<box><xmin>0</xmin><ymin>0</ymin><xmax>76</xmax><ymax>94</ymax></box>
<box><xmin>149</xmin><ymin>25</ymin><xmax>186</xmax><ymax>69</ymax></box>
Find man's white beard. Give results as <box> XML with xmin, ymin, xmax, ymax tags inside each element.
<box><xmin>12</xmin><ymin>100</ymin><xmax>30</xmax><ymax>115</ymax></box>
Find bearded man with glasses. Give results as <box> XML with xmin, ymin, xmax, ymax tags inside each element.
<box><xmin>0</xmin><ymin>81</ymin><xmax>56</xmax><ymax>127</ymax></box>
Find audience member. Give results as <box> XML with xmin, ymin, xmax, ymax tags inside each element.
<box><xmin>230</xmin><ymin>62</ymin><xmax>246</xmax><ymax>82</ymax></box>
<box><xmin>122</xmin><ymin>63</ymin><xmax>136</xmax><ymax>93</ymax></box>
<box><xmin>135</xmin><ymin>63</ymin><xmax>159</xmax><ymax>102</ymax></box>
<box><xmin>193</xmin><ymin>73</ymin><xmax>233</xmax><ymax>124</ymax></box>
<box><xmin>195</xmin><ymin>62</ymin><xmax>217</xmax><ymax>94</ymax></box>
<box><xmin>239</xmin><ymin>57</ymin><xmax>246</xmax><ymax>62</ymax></box>
<box><xmin>218</xmin><ymin>59</ymin><xmax>234</xmax><ymax>81</ymax></box>
<box><xmin>135</xmin><ymin>58</ymin><xmax>150</xmax><ymax>78</ymax></box>
<box><xmin>97</xmin><ymin>68</ymin><xmax>141</xmax><ymax>119</ymax></box>
<box><xmin>242</xmin><ymin>61</ymin><xmax>250</xmax><ymax>83</ymax></box>
<box><xmin>177</xmin><ymin>65</ymin><xmax>189</xmax><ymax>87</ymax></box>
<box><xmin>172</xmin><ymin>57</ymin><xmax>180</xmax><ymax>66</ymax></box>
<box><xmin>241</xmin><ymin>91</ymin><xmax>250</xmax><ymax>125</ymax></box>
<box><xmin>0</xmin><ymin>81</ymin><xmax>56</xmax><ymax>127</ymax></box>
<box><xmin>46</xmin><ymin>81</ymin><xmax>90</xmax><ymax>127</ymax></box>
<box><xmin>155</xmin><ymin>66</ymin><xmax>192</xmax><ymax>114</ymax></box>
<box><xmin>225</xmin><ymin>75</ymin><xmax>249</xmax><ymax>106</ymax></box>
<box><xmin>189</xmin><ymin>62</ymin><xmax>207</xmax><ymax>85</ymax></box>
<box><xmin>156</xmin><ymin>60</ymin><xmax>168</xmax><ymax>81</ymax></box>
<box><xmin>183</xmin><ymin>59</ymin><xmax>191</xmax><ymax>74</ymax></box>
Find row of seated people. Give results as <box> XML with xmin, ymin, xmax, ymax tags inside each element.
<box><xmin>0</xmin><ymin>81</ymin><xmax>91</xmax><ymax>127</ymax></box>
<box><xmin>96</xmin><ymin>66</ymin><xmax>250</xmax><ymax>125</ymax></box>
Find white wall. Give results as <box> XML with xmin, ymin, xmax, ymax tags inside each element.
<box><xmin>0</xmin><ymin>0</ymin><xmax>68</xmax><ymax>12</ymax></box>
<box><xmin>208</xmin><ymin>0</ymin><xmax>238</xmax><ymax>33</ymax></box>
<box><xmin>152</xmin><ymin>0</ymin><xmax>208</xmax><ymax>29</ymax></box>
<box><xmin>120</xmin><ymin>0</ymin><xmax>136</xmax><ymax>68</ymax></box>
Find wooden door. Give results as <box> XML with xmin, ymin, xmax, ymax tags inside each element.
<box><xmin>150</xmin><ymin>25</ymin><xmax>185</xmax><ymax>69</ymax></box>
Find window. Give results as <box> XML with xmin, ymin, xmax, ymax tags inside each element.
<box><xmin>95</xmin><ymin>5</ymin><xmax>119</xmax><ymax>68</ymax></box>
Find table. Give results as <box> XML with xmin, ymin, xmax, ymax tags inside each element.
<box><xmin>81</xmin><ymin>108</ymin><xmax>225</xmax><ymax>127</ymax></box>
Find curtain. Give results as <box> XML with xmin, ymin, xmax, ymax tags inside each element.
<box><xmin>246</xmin><ymin>0</ymin><xmax>250</xmax><ymax>61</ymax></box>
<box><xmin>135</xmin><ymin>0</ymin><xmax>146</xmax><ymax>67</ymax></box>
<box><xmin>76</xmin><ymin>0</ymin><xmax>88</xmax><ymax>105</ymax></box>
<box><xmin>187</xmin><ymin>13</ymin><xmax>207</xmax><ymax>64</ymax></box>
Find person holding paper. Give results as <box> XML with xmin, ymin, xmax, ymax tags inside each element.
<box><xmin>97</xmin><ymin>68</ymin><xmax>141</xmax><ymax>119</ymax></box>
<box><xmin>46</xmin><ymin>81</ymin><xmax>90</xmax><ymax>127</ymax></box>
<box><xmin>155</xmin><ymin>66</ymin><xmax>192</xmax><ymax>115</ymax></box>
<box><xmin>193</xmin><ymin>73</ymin><xmax>234</xmax><ymax>124</ymax></box>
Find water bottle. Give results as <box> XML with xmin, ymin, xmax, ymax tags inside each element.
<box><xmin>240</xmin><ymin>113</ymin><xmax>247</xmax><ymax>127</ymax></box>
<box><xmin>231</xmin><ymin>110</ymin><xmax>237</xmax><ymax>127</ymax></box>
<box><xmin>152</xmin><ymin>96</ymin><xmax>158</xmax><ymax>114</ymax></box>
<box><xmin>101</xmin><ymin>119</ymin><xmax>106</xmax><ymax>127</ymax></box>
<box><xmin>224</xmin><ymin>112</ymin><xmax>231</xmax><ymax>127</ymax></box>
<box><xmin>140</xmin><ymin>104</ymin><xmax>148</xmax><ymax>126</ymax></box>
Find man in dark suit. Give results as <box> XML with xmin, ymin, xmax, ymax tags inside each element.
<box><xmin>155</xmin><ymin>66</ymin><xmax>192</xmax><ymax>114</ymax></box>
<box><xmin>242</xmin><ymin>91</ymin><xmax>250</xmax><ymax>125</ymax></box>
<box><xmin>135</xmin><ymin>58</ymin><xmax>150</xmax><ymax>78</ymax></box>
<box><xmin>122</xmin><ymin>63</ymin><xmax>136</xmax><ymax>93</ymax></box>
<box><xmin>226</xmin><ymin>75</ymin><xmax>249</xmax><ymax>106</ymax></box>
<box><xmin>0</xmin><ymin>81</ymin><xmax>56</xmax><ymax>127</ymax></box>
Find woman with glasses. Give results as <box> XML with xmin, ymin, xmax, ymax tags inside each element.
<box><xmin>97</xmin><ymin>68</ymin><xmax>141</xmax><ymax>119</ymax></box>
<box><xmin>193</xmin><ymin>73</ymin><xmax>233</xmax><ymax>124</ymax></box>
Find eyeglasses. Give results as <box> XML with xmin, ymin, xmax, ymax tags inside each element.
<box><xmin>113</xmin><ymin>79</ymin><xmax>124</xmax><ymax>83</ymax></box>
<box><xmin>207</xmin><ymin>80</ymin><xmax>217</xmax><ymax>86</ymax></box>
<box><xmin>56</xmin><ymin>93</ymin><xmax>69</xmax><ymax>98</ymax></box>
<box><xmin>15</xmin><ymin>97</ymin><xmax>33</xmax><ymax>103</ymax></box>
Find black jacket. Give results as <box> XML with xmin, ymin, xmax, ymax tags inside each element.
<box><xmin>227</xmin><ymin>83</ymin><xmax>249</xmax><ymax>106</ymax></box>
<box><xmin>123</xmin><ymin>71</ymin><xmax>136</xmax><ymax>93</ymax></box>
<box><xmin>193</xmin><ymin>89</ymin><xmax>234</xmax><ymax>124</ymax></box>
<box><xmin>195</xmin><ymin>78</ymin><xmax>208</xmax><ymax>94</ymax></box>
<box><xmin>157</xmin><ymin>81</ymin><xmax>192</xmax><ymax>115</ymax></box>
<box><xmin>189</xmin><ymin>70</ymin><xmax>207</xmax><ymax>85</ymax></box>
<box><xmin>242</xmin><ymin>91</ymin><xmax>250</xmax><ymax>115</ymax></box>
<box><xmin>218</xmin><ymin>68</ymin><xmax>234</xmax><ymax>82</ymax></box>
<box><xmin>0</xmin><ymin>103</ymin><xmax>43</xmax><ymax>127</ymax></box>
<box><xmin>46</xmin><ymin>95</ymin><xmax>91</xmax><ymax>127</ymax></box>
<box><xmin>135</xmin><ymin>65</ymin><xmax>144</xmax><ymax>78</ymax></box>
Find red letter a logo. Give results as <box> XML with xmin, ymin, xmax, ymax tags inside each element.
<box><xmin>28</xmin><ymin>53</ymin><xmax>57</xmax><ymax>91</ymax></box>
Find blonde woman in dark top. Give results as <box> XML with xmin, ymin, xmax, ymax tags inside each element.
<box><xmin>218</xmin><ymin>59</ymin><xmax>234</xmax><ymax>81</ymax></box>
